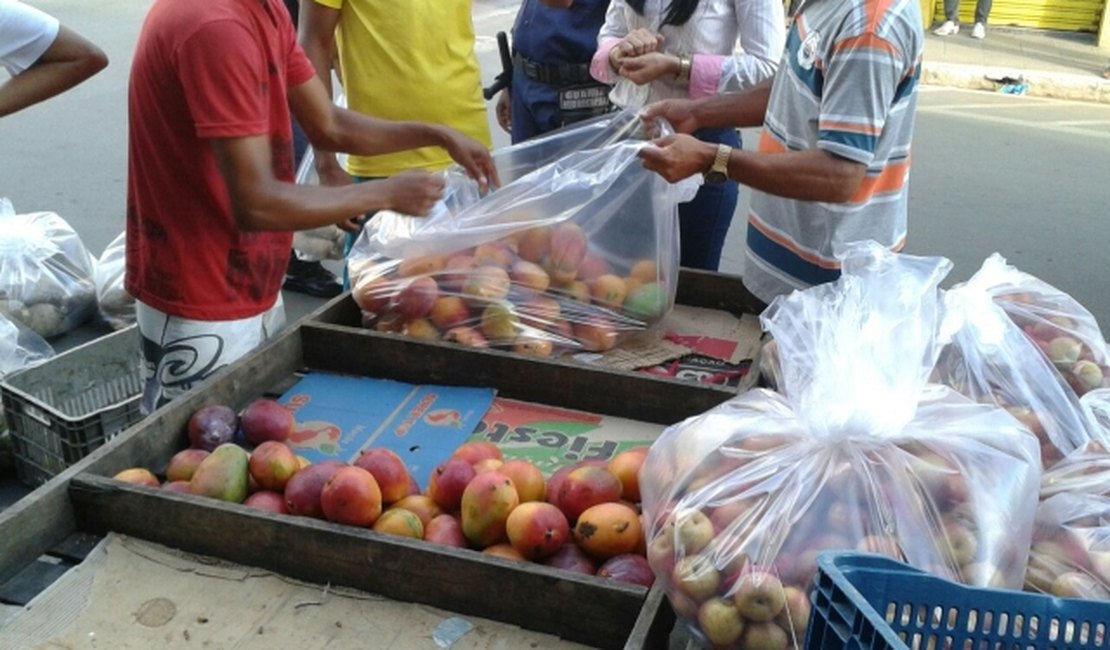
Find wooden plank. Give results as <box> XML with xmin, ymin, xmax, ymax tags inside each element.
<box><xmin>0</xmin><ymin>558</ymin><xmax>71</xmax><ymax>607</ymax></box>
<box><xmin>300</xmin><ymin>323</ymin><xmax>735</xmax><ymax>425</ymax></box>
<box><xmin>623</xmin><ymin>583</ymin><xmax>677</xmax><ymax>650</ymax></box>
<box><xmin>0</xmin><ymin>325</ymin><xmax>304</xmax><ymax>584</ymax></box>
<box><xmin>47</xmin><ymin>531</ymin><xmax>104</xmax><ymax>564</ymax></box>
<box><xmin>69</xmin><ymin>474</ymin><xmax>647</xmax><ymax>650</ymax></box>
<box><xmin>674</xmin><ymin>267</ymin><xmax>765</xmax><ymax>316</ymax></box>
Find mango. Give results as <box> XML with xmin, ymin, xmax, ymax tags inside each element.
<box><xmin>397</xmin><ymin>255</ymin><xmax>448</xmax><ymax>278</ymax></box>
<box><xmin>424</xmin><ymin>513</ymin><xmax>468</xmax><ymax>548</ymax></box>
<box><xmin>244</xmin><ymin>490</ymin><xmax>288</xmax><ymax>514</ymax></box>
<box><xmin>189</xmin><ymin>443</ymin><xmax>250</xmax><ymax>503</ymax></box>
<box><xmin>427</xmin><ymin>457</ymin><xmax>477</xmax><ymax>511</ymax></box>
<box><xmin>516</xmin><ymin>226</ymin><xmax>551</xmax><ymax>263</ymax></box>
<box><xmin>443</xmin><ymin>326</ymin><xmax>489</xmax><ymax>348</ymax></box>
<box><xmin>607</xmin><ymin>447</ymin><xmax>650</xmax><ymax>502</ymax></box>
<box><xmin>395</xmin><ymin>276</ymin><xmax>439</xmax><ymax>320</ymax></box>
<box><xmin>506</xmin><ymin>501</ymin><xmax>570</xmax><ymax>560</ymax></box>
<box><xmin>461</xmin><ymin>471</ymin><xmax>520</xmax><ymax>548</ymax></box>
<box><xmin>472</xmin><ymin>241</ymin><xmax>515</xmax><ymax>268</ymax></box>
<box><xmin>187</xmin><ymin>405</ymin><xmax>238</xmax><ymax>452</ymax></box>
<box><xmin>248</xmin><ymin>440</ymin><xmax>300</xmax><ymax>492</ymax></box>
<box><xmin>483</xmin><ymin>543</ymin><xmax>526</xmax><ymax>562</ymax></box>
<box><xmin>499</xmin><ymin>459</ymin><xmax>546</xmax><ymax>502</ymax></box>
<box><xmin>462</xmin><ymin>266</ymin><xmax>511</xmax><ymax>303</ymax></box>
<box><xmin>114</xmin><ymin>467</ymin><xmax>160</xmax><ymax>488</ymax></box>
<box><xmin>372</xmin><ymin>507</ymin><xmax>424</xmax><ymax>539</ymax></box>
<box><xmin>166</xmin><ymin>448</ymin><xmax>210</xmax><ymax>483</ymax></box>
<box><xmin>558</xmin><ymin>465</ymin><xmax>623</xmax><ymax>523</ymax></box>
<box><xmin>428</xmin><ymin>296</ymin><xmax>471</xmax><ymax>331</ymax></box>
<box><xmin>576</xmin><ymin>254</ymin><xmax>610</xmax><ymax>282</ymax></box>
<box><xmin>452</xmin><ymin>440</ymin><xmax>503</xmax><ymax>465</ymax></box>
<box><xmin>352</xmin><ymin>276</ymin><xmax>393</xmax><ymax>314</ymax></box>
<box><xmin>623</xmin><ymin>282</ymin><xmax>669</xmax><ymax>322</ymax></box>
<box><xmin>510</xmin><ymin>260</ymin><xmax>551</xmax><ymax>292</ymax></box>
<box><xmin>479</xmin><ymin>300</ymin><xmax>520</xmax><ymax>343</ymax></box>
<box><xmin>402</xmin><ymin>318</ymin><xmax>440</xmax><ymax>341</ymax></box>
<box><xmin>392</xmin><ymin>494</ymin><xmax>443</xmax><ymax>528</ymax></box>
<box><xmin>354</xmin><ymin>448</ymin><xmax>412</xmax><ymax>504</ymax></box>
<box><xmin>629</xmin><ymin>260</ymin><xmax>659</xmax><ymax>284</ymax></box>
<box><xmin>320</xmin><ymin>466</ymin><xmax>382</xmax><ymax>527</ymax></box>
<box><xmin>284</xmin><ymin>460</ymin><xmax>346</xmax><ymax>518</ymax></box>
<box><xmin>542</xmin><ymin>222</ymin><xmax>588</xmax><ymax>284</ymax></box>
<box><xmin>573</xmin><ymin>502</ymin><xmax>643</xmax><ymax>560</ymax></box>
<box><xmin>240</xmin><ymin>399</ymin><xmax>295</xmax><ymax>446</ymax></box>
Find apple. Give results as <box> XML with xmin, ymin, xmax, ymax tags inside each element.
<box><xmin>775</xmin><ymin>585</ymin><xmax>811</xmax><ymax>641</ymax></box>
<box><xmin>674</xmin><ymin>509</ymin><xmax>715</xmax><ymax>555</ymax></box>
<box><xmin>1051</xmin><ymin>571</ymin><xmax>1110</xmax><ymax>600</ymax></box>
<box><xmin>697</xmin><ymin>597</ymin><xmax>745</xmax><ymax>647</ymax></box>
<box><xmin>941</xmin><ymin>521</ymin><xmax>978</xmax><ymax>566</ymax></box>
<box><xmin>733</xmin><ymin>570</ymin><xmax>786</xmax><ymax>623</ymax></box>
<box><xmin>741</xmin><ymin>621</ymin><xmax>790</xmax><ymax>650</ymax></box>
<box><xmin>673</xmin><ymin>554</ymin><xmax>721</xmax><ymax>602</ymax></box>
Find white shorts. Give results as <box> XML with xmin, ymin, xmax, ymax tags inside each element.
<box><xmin>136</xmin><ymin>297</ymin><xmax>286</xmax><ymax>414</ymax></box>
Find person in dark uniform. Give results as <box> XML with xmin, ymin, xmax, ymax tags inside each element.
<box><xmin>496</xmin><ymin>0</ymin><xmax>611</xmax><ymax>144</ymax></box>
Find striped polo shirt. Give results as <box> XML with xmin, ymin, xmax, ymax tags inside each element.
<box><xmin>743</xmin><ymin>0</ymin><xmax>924</xmax><ymax>303</ymax></box>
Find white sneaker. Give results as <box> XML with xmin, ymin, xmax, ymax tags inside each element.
<box><xmin>933</xmin><ymin>20</ymin><xmax>959</xmax><ymax>36</ymax></box>
<box><xmin>971</xmin><ymin>22</ymin><xmax>986</xmax><ymax>39</ymax></box>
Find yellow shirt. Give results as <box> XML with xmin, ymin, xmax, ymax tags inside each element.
<box><xmin>316</xmin><ymin>0</ymin><xmax>492</xmax><ymax>177</ymax></box>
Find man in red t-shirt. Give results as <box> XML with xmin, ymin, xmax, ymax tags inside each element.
<box><xmin>126</xmin><ymin>0</ymin><xmax>498</xmax><ymax>411</ymax></box>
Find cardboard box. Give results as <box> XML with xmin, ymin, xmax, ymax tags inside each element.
<box><xmin>278</xmin><ymin>373</ymin><xmax>495</xmax><ymax>487</ymax></box>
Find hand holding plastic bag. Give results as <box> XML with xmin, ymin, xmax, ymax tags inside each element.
<box><xmin>0</xmin><ymin>198</ymin><xmax>97</xmax><ymax>338</ymax></box>
<box><xmin>347</xmin><ymin>109</ymin><xmax>699</xmax><ymax>356</ymax></box>
<box><xmin>639</xmin><ymin>243</ymin><xmax>1042</xmax><ymax>650</ymax></box>
<box><xmin>932</xmin><ymin>264</ymin><xmax>1103</xmax><ymax>468</ymax></box>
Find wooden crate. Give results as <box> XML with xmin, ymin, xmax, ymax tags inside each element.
<box><xmin>0</xmin><ymin>297</ymin><xmax>759</xmax><ymax>648</ymax></box>
<box><xmin>312</xmin><ymin>266</ymin><xmax>765</xmax><ymax>394</ymax></box>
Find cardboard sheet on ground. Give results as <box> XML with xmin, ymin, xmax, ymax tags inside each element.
<box><xmin>0</xmin><ymin>534</ymin><xmax>591</xmax><ymax>650</ymax></box>
<box><xmin>278</xmin><ymin>373</ymin><xmax>495</xmax><ymax>488</ymax></box>
<box><xmin>467</xmin><ymin>397</ymin><xmax>666</xmax><ymax>476</ymax></box>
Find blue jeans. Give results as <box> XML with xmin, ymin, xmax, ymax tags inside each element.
<box><xmin>679</xmin><ymin>128</ymin><xmax>741</xmax><ymax>271</ymax></box>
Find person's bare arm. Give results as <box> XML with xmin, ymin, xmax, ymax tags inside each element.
<box><xmin>0</xmin><ymin>24</ymin><xmax>108</xmax><ymax>117</ymax></box>
<box><xmin>296</xmin><ymin>0</ymin><xmax>349</xmax><ymax>185</ymax></box>
<box><xmin>641</xmin><ymin>79</ymin><xmax>774</xmax><ymax>133</ymax></box>
<box><xmin>639</xmin><ymin>134</ymin><xmax>867</xmax><ymax>203</ymax></box>
<box><xmin>210</xmin><ymin>133</ymin><xmax>446</xmax><ymax>232</ymax></box>
<box><xmin>288</xmin><ymin>75</ymin><xmax>498</xmax><ymax>190</ymax></box>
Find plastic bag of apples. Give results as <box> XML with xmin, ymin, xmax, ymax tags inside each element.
<box><xmin>978</xmin><ymin>254</ymin><xmax>1110</xmax><ymax>399</ymax></box>
<box><xmin>1024</xmin><ymin>492</ymin><xmax>1110</xmax><ymax>600</ymax></box>
<box><xmin>346</xmin><ymin>109</ymin><xmax>698</xmax><ymax>357</ymax></box>
<box><xmin>639</xmin><ymin>242</ymin><xmax>1043</xmax><ymax>650</ymax></box>
<box><xmin>930</xmin><ymin>266</ymin><xmax>1104</xmax><ymax>469</ymax></box>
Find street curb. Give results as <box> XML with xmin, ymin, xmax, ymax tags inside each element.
<box><xmin>922</xmin><ymin>61</ymin><xmax>1110</xmax><ymax>104</ymax></box>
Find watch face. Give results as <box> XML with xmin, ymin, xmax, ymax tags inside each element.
<box><xmin>704</xmin><ymin>170</ymin><xmax>727</xmax><ymax>185</ymax></box>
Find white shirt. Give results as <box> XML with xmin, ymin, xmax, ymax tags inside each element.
<box><xmin>0</xmin><ymin>0</ymin><xmax>60</xmax><ymax>77</ymax></box>
<box><xmin>594</xmin><ymin>0</ymin><xmax>785</xmax><ymax>107</ymax></box>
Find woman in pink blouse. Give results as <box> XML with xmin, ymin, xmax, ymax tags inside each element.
<box><xmin>591</xmin><ymin>0</ymin><xmax>784</xmax><ymax>270</ymax></box>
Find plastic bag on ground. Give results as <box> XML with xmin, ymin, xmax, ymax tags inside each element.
<box><xmin>980</xmin><ymin>254</ymin><xmax>1110</xmax><ymax>398</ymax></box>
<box><xmin>1025</xmin><ymin>492</ymin><xmax>1110</xmax><ymax>600</ymax></box>
<box><xmin>94</xmin><ymin>231</ymin><xmax>134</xmax><ymax>330</ymax></box>
<box><xmin>0</xmin><ymin>314</ymin><xmax>53</xmax><ymax>378</ymax></box>
<box><xmin>347</xmin><ymin>109</ymin><xmax>699</xmax><ymax>357</ymax></box>
<box><xmin>0</xmin><ymin>198</ymin><xmax>97</xmax><ymax>339</ymax></box>
<box><xmin>932</xmin><ymin>262</ymin><xmax>1104</xmax><ymax>468</ymax></box>
<box><xmin>639</xmin><ymin>242</ymin><xmax>1042</xmax><ymax>650</ymax></box>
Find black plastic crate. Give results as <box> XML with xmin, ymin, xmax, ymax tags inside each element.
<box><xmin>1</xmin><ymin>327</ymin><xmax>144</xmax><ymax>487</ymax></box>
<box><xmin>808</xmin><ymin>552</ymin><xmax>1110</xmax><ymax>650</ymax></box>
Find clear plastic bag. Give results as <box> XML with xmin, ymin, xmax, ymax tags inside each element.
<box><xmin>639</xmin><ymin>242</ymin><xmax>1042</xmax><ymax>650</ymax></box>
<box><xmin>346</xmin><ymin>109</ymin><xmax>698</xmax><ymax>356</ymax></box>
<box><xmin>1025</xmin><ymin>492</ymin><xmax>1110</xmax><ymax>600</ymax></box>
<box><xmin>0</xmin><ymin>314</ymin><xmax>53</xmax><ymax>378</ymax></box>
<box><xmin>1039</xmin><ymin>388</ymin><xmax>1110</xmax><ymax>498</ymax></box>
<box><xmin>979</xmin><ymin>254</ymin><xmax>1110</xmax><ymax>398</ymax></box>
<box><xmin>94</xmin><ymin>231</ymin><xmax>134</xmax><ymax>330</ymax></box>
<box><xmin>932</xmin><ymin>263</ymin><xmax>1103</xmax><ymax>468</ymax></box>
<box><xmin>0</xmin><ymin>198</ymin><xmax>98</xmax><ymax>339</ymax></box>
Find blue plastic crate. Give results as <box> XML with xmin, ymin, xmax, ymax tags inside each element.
<box><xmin>807</xmin><ymin>552</ymin><xmax>1110</xmax><ymax>650</ymax></box>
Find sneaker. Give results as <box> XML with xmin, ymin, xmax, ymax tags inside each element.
<box><xmin>284</xmin><ymin>255</ymin><xmax>342</xmax><ymax>298</ymax></box>
<box><xmin>933</xmin><ymin>20</ymin><xmax>959</xmax><ymax>36</ymax></box>
<box><xmin>971</xmin><ymin>22</ymin><xmax>986</xmax><ymax>39</ymax></box>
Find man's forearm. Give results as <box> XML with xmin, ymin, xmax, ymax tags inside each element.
<box><xmin>326</xmin><ymin>109</ymin><xmax>447</xmax><ymax>158</ymax></box>
<box><xmin>728</xmin><ymin>148</ymin><xmax>867</xmax><ymax>203</ymax></box>
<box><xmin>692</xmin><ymin>79</ymin><xmax>773</xmax><ymax>130</ymax></box>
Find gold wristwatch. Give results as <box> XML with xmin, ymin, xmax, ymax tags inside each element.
<box><xmin>704</xmin><ymin>144</ymin><xmax>732</xmax><ymax>184</ymax></box>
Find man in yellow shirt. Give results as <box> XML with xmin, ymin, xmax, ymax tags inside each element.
<box><xmin>299</xmin><ymin>0</ymin><xmax>492</xmax><ymax>283</ymax></box>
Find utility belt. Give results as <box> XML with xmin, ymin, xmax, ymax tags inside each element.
<box><xmin>513</xmin><ymin>53</ymin><xmax>613</xmax><ymax>123</ymax></box>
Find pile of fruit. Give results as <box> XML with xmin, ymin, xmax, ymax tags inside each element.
<box><xmin>1025</xmin><ymin>492</ymin><xmax>1110</xmax><ymax>600</ymax></box>
<box><xmin>112</xmin><ymin>399</ymin><xmax>656</xmax><ymax>588</ymax></box>
<box><xmin>349</xmin><ymin>221</ymin><xmax>672</xmax><ymax>357</ymax></box>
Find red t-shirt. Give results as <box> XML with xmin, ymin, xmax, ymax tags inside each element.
<box><xmin>125</xmin><ymin>0</ymin><xmax>316</xmax><ymax>320</ymax></box>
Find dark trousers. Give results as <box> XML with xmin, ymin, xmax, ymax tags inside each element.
<box><xmin>679</xmin><ymin>128</ymin><xmax>741</xmax><ymax>272</ymax></box>
<box><xmin>945</xmin><ymin>0</ymin><xmax>991</xmax><ymax>24</ymax></box>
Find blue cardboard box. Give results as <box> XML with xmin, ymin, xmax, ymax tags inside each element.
<box><xmin>279</xmin><ymin>373</ymin><xmax>496</xmax><ymax>488</ymax></box>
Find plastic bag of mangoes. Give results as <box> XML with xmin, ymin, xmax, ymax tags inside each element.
<box><xmin>930</xmin><ymin>266</ymin><xmax>1105</xmax><ymax>469</ymax></box>
<box><xmin>638</xmin><ymin>243</ymin><xmax>1043</xmax><ymax>650</ymax></box>
<box><xmin>347</xmin><ymin>109</ymin><xmax>699</xmax><ymax>357</ymax></box>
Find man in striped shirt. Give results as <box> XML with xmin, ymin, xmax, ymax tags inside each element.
<box><xmin>639</xmin><ymin>0</ymin><xmax>924</xmax><ymax>306</ymax></box>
